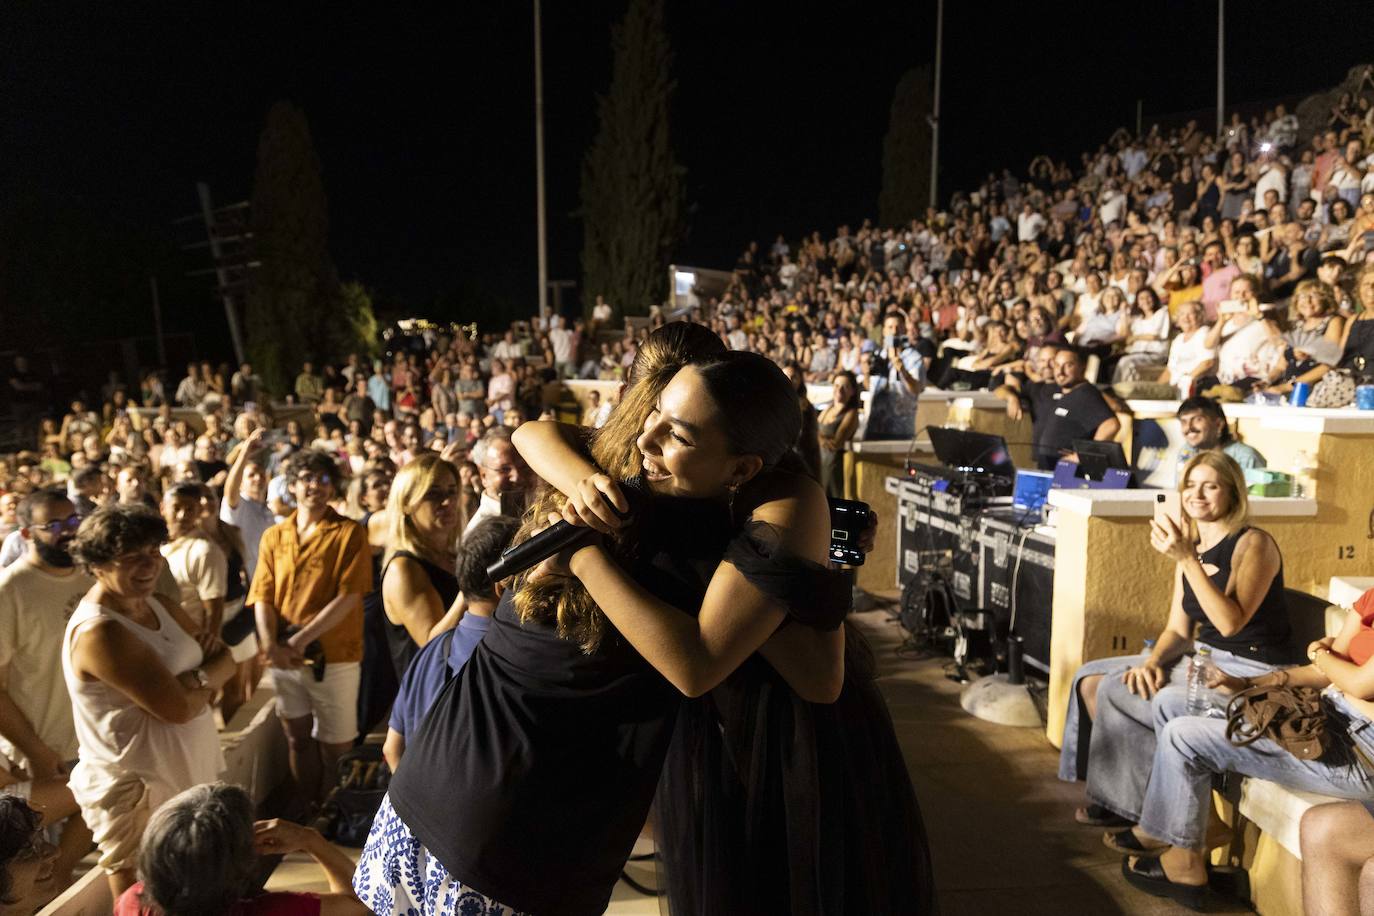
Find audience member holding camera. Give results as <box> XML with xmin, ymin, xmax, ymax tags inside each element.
<box><xmin>65</xmin><ymin>504</ymin><xmax>237</xmax><ymax>897</ymax></box>
<box><xmin>1058</xmin><ymin>452</ymin><xmax>1296</xmax><ymax>868</ymax></box>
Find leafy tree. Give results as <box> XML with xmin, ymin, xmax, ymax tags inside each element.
<box><xmin>879</xmin><ymin>65</ymin><xmax>935</xmax><ymax>228</ymax></box>
<box><xmin>579</xmin><ymin>0</ymin><xmax>685</xmax><ymax>318</ymax></box>
<box><xmin>245</xmin><ymin>100</ymin><xmax>356</xmax><ymax>395</ymax></box>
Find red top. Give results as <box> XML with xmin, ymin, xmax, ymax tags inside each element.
<box><xmin>115</xmin><ymin>883</ymin><xmax>321</xmax><ymax>916</ymax></box>
<box><xmin>1346</xmin><ymin>588</ymin><xmax>1374</xmax><ymax>667</ymax></box>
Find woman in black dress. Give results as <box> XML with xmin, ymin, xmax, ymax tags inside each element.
<box><xmin>380</xmin><ymin>453</ymin><xmax>462</xmax><ymax>678</ymax></box>
<box><xmin>518</xmin><ymin>328</ymin><xmax>933</xmax><ymax>914</ymax></box>
<box><xmin>355</xmin><ymin>344</ymin><xmax>851</xmax><ymax>915</ymax></box>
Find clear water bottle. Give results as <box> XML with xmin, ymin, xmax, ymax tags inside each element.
<box><xmin>1187</xmin><ymin>647</ymin><xmax>1221</xmax><ymax>717</ymax></box>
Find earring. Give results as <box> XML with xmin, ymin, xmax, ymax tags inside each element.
<box><xmin>726</xmin><ymin>481</ymin><xmax>740</xmax><ymax>513</ymax></box>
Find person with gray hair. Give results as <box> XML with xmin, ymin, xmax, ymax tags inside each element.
<box><xmin>113</xmin><ymin>782</ymin><xmax>367</xmax><ymax>915</ymax></box>
<box><xmin>463</xmin><ymin>427</ymin><xmax>536</xmax><ymax>536</ymax></box>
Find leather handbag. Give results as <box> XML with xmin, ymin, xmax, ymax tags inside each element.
<box><xmin>1224</xmin><ymin>684</ymin><xmax>1332</xmax><ymax>761</ymax></box>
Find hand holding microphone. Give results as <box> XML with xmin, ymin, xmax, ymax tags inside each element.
<box><xmin>486</xmin><ymin>477</ymin><xmax>642</xmax><ymax>582</ymax></box>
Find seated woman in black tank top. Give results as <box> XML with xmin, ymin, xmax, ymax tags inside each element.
<box><xmin>1060</xmin><ymin>450</ymin><xmax>1297</xmax><ymax>852</ymax></box>
<box><xmin>380</xmin><ymin>454</ymin><xmax>462</xmax><ymax>679</ymax></box>
<box><xmin>355</xmin><ymin>349</ymin><xmax>852</xmax><ymax>916</ymax></box>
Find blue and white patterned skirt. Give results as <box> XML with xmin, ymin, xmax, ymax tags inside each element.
<box><xmin>353</xmin><ymin>793</ymin><xmax>528</xmax><ymax>916</ymax></box>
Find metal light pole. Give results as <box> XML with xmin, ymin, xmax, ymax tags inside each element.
<box><xmin>1216</xmin><ymin>0</ymin><xmax>1225</xmax><ymax>137</ymax></box>
<box><xmin>928</xmin><ymin>0</ymin><xmax>943</xmax><ymax>211</ymax></box>
<box><xmin>534</xmin><ymin>0</ymin><xmax>549</xmax><ymax>322</ymax></box>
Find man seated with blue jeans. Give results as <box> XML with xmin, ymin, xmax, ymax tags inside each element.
<box><xmin>383</xmin><ymin>516</ymin><xmax>520</xmax><ymax>771</ymax></box>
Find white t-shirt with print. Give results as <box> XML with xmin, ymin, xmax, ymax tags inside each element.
<box><xmin>0</xmin><ymin>559</ymin><xmax>93</xmax><ymax>764</ymax></box>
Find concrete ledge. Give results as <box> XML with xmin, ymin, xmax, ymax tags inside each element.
<box><xmin>1237</xmin><ymin>778</ymin><xmax>1335</xmax><ymax>859</ymax></box>
<box><xmin>1127</xmin><ymin>399</ymin><xmax>1374</xmax><ymax>434</ymax></box>
<box><xmin>1046</xmin><ymin>489</ymin><xmax>1318</xmax><ymax>518</ymax></box>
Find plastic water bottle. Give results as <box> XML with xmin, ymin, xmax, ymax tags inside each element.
<box><xmin>1186</xmin><ymin>647</ymin><xmax>1213</xmax><ymax>716</ymax></box>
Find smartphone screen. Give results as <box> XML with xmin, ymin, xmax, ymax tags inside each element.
<box><xmin>828</xmin><ymin>498</ymin><xmax>870</xmax><ymax>566</ymax></box>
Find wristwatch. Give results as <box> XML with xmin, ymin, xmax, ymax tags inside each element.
<box><xmin>190</xmin><ymin>667</ymin><xmax>210</xmax><ymax>689</ymax></box>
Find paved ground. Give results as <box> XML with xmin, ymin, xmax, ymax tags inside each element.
<box><xmin>270</xmin><ymin>606</ymin><xmax>1254</xmax><ymax>914</ymax></box>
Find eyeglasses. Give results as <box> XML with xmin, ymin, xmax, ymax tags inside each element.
<box><xmin>482</xmin><ymin>463</ymin><xmax>527</xmax><ymax>477</ymax></box>
<box><xmin>295</xmin><ymin>474</ymin><xmax>333</xmax><ymax>487</ymax></box>
<box><xmin>35</xmin><ymin>514</ymin><xmax>81</xmax><ymax>536</ymax></box>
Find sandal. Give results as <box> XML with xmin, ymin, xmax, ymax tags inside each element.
<box><xmin>1103</xmin><ymin>827</ymin><xmax>1168</xmax><ymax>856</ymax></box>
<box><xmin>1121</xmin><ymin>856</ymin><xmax>1207</xmax><ymax>911</ymax></box>
<box><xmin>1075</xmin><ymin>803</ymin><xmax>1132</xmax><ymax>827</ymax></box>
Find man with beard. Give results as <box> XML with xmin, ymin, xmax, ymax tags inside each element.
<box><xmin>0</xmin><ymin>487</ymin><xmax>95</xmax><ymax>887</ymax></box>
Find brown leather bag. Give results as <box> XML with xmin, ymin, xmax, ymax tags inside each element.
<box><xmin>1224</xmin><ymin>684</ymin><xmax>1332</xmax><ymax>762</ymax></box>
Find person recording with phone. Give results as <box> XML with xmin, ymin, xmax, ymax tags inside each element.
<box><xmin>1057</xmin><ymin>452</ymin><xmax>1296</xmax><ymax>863</ymax></box>
<box><xmin>863</xmin><ymin>312</ymin><xmax>925</xmax><ymax>440</ymax></box>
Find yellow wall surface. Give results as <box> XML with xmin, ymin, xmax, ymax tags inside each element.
<box><xmin>853</xmin><ymin>453</ymin><xmax>905</xmax><ymax>593</ymax></box>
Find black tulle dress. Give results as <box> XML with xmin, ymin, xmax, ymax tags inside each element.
<box><xmin>656</xmin><ymin>524</ymin><xmax>937</xmax><ymax>916</ymax></box>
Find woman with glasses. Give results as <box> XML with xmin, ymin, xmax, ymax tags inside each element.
<box><xmin>64</xmin><ymin>504</ymin><xmax>237</xmax><ymax>898</ymax></box>
<box><xmin>380</xmin><ymin>454</ymin><xmax>462</xmax><ymax>678</ymax></box>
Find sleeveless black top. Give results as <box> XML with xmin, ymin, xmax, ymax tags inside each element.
<box><xmin>1182</xmin><ymin>526</ymin><xmax>1296</xmax><ymax>664</ymax></box>
<box><xmin>388</xmin><ymin>496</ymin><xmax>734</xmax><ymax>916</ymax></box>
<box><xmin>381</xmin><ymin>550</ymin><xmax>460</xmax><ymax>679</ymax></box>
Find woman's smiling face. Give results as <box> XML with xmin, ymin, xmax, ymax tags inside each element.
<box><xmin>637</xmin><ymin>367</ymin><xmax>744</xmax><ymax>499</ymax></box>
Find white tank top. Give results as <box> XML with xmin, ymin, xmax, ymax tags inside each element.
<box><xmin>62</xmin><ymin>596</ymin><xmax>223</xmax><ymax>804</ymax></box>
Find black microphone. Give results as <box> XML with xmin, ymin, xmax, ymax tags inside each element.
<box><xmin>485</xmin><ymin>477</ymin><xmax>644</xmax><ymax>581</ymax></box>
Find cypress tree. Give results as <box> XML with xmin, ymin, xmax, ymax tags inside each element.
<box><xmin>245</xmin><ymin>101</ymin><xmax>351</xmax><ymax>395</ymax></box>
<box><xmin>580</xmin><ymin>0</ymin><xmax>685</xmax><ymax>318</ymax></box>
<box><xmin>878</xmin><ymin>65</ymin><xmax>935</xmax><ymax>228</ymax></box>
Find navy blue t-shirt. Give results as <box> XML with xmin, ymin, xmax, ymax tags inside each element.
<box><xmin>388</xmin><ymin>613</ymin><xmax>492</xmax><ymax>738</ymax></box>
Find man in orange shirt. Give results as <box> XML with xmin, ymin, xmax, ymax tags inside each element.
<box><xmin>249</xmin><ymin>448</ymin><xmax>371</xmax><ymax>806</ymax></box>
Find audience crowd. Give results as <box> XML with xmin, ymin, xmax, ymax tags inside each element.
<box><xmin>2</xmin><ymin>90</ymin><xmax>1374</xmax><ymax>914</ymax></box>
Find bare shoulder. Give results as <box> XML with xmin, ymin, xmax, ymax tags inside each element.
<box><xmin>746</xmin><ymin>470</ymin><xmax>828</xmax><ymax>524</ymax></box>
<box><xmin>1235</xmin><ymin>527</ymin><xmax>1280</xmax><ymax>564</ymax></box>
<box><xmin>744</xmin><ymin>470</ymin><xmax>830</xmax><ymax>557</ymax></box>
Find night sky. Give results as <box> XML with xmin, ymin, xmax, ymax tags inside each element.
<box><xmin>5</xmin><ymin>0</ymin><xmax>1374</xmax><ymax>360</ymax></box>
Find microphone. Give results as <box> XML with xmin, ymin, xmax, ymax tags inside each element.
<box><xmin>485</xmin><ymin>477</ymin><xmax>644</xmax><ymax>581</ymax></box>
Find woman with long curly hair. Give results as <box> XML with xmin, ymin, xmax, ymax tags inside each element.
<box><xmin>354</xmin><ymin>329</ymin><xmax>865</xmax><ymax>915</ymax></box>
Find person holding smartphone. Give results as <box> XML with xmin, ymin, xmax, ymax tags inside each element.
<box><xmin>1058</xmin><ymin>452</ymin><xmax>1298</xmax><ymax>850</ymax></box>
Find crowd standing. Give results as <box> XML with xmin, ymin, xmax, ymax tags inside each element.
<box><xmin>0</xmin><ymin>91</ymin><xmax>1373</xmax><ymax>912</ymax></box>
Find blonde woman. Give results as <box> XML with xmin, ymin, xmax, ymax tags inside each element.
<box><xmin>1058</xmin><ymin>452</ymin><xmax>1297</xmax><ymax>852</ymax></box>
<box><xmin>380</xmin><ymin>453</ymin><xmax>462</xmax><ymax>678</ymax></box>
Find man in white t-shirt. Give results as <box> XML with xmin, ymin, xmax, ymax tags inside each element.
<box><xmin>1254</xmin><ymin>153</ymin><xmax>1288</xmax><ymax>209</ymax></box>
<box><xmin>548</xmin><ymin>316</ymin><xmax>577</xmax><ymax>379</ymax></box>
<box><xmin>1016</xmin><ymin>202</ymin><xmax>1046</xmax><ymax>243</ymax></box>
<box><xmin>1098</xmin><ymin>181</ymin><xmax>1127</xmax><ymax>227</ymax></box>
<box><xmin>220</xmin><ymin>428</ymin><xmax>276</xmax><ymax>587</ymax></box>
<box><xmin>161</xmin><ymin>482</ymin><xmax>226</xmax><ymax>634</ymax></box>
<box><xmin>591</xmin><ymin>296</ymin><xmax>613</xmax><ymax>326</ymax></box>
<box><xmin>491</xmin><ymin>330</ymin><xmax>526</xmax><ymax>362</ymax></box>
<box><xmin>0</xmin><ymin>487</ymin><xmax>94</xmax><ymax>883</ymax></box>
